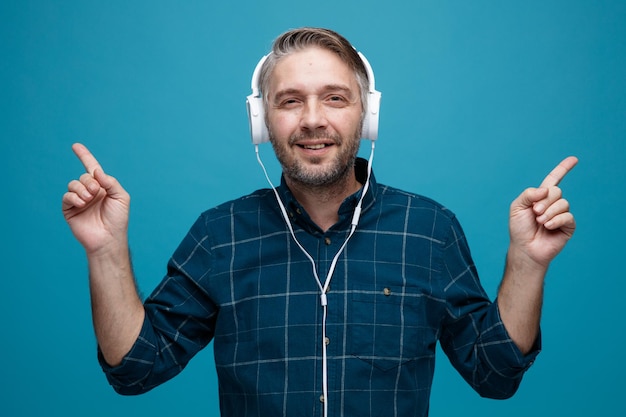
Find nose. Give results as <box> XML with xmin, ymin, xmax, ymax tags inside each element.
<box><xmin>300</xmin><ymin>98</ymin><xmax>328</xmax><ymax>132</ymax></box>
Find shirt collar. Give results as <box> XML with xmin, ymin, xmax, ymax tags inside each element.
<box><xmin>276</xmin><ymin>157</ymin><xmax>377</xmax><ymax>234</ymax></box>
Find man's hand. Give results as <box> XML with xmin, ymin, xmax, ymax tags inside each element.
<box><xmin>508</xmin><ymin>156</ymin><xmax>578</xmax><ymax>269</ymax></box>
<box><xmin>62</xmin><ymin>143</ymin><xmax>143</xmax><ymax>366</ymax></box>
<box><xmin>498</xmin><ymin>156</ymin><xmax>578</xmax><ymax>354</ymax></box>
<box><xmin>62</xmin><ymin>143</ymin><xmax>130</xmax><ymax>254</ymax></box>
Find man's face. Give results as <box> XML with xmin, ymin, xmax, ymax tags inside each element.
<box><xmin>266</xmin><ymin>47</ymin><xmax>363</xmax><ymax>188</ymax></box>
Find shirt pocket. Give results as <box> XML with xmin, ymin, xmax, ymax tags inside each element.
<box><xmin>348</xmin><ymin>283</ymin><xmax>438</xmax><ymax>372</ymax></box>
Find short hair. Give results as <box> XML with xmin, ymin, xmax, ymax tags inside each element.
<box><xmin>259</xmin><ymin>27</ymin><xmax>370</xmax><ymax>113</ymax></box>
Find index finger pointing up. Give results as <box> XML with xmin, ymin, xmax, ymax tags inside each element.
<box><xmin>72</xmin><ymin>143</ymin><xmax>103</xmax><ymax>175</ymax></box>
<box><xmin>539</xmin><ymin>156</ymin><xmax>579</xmax><ymax>188</ymax></box>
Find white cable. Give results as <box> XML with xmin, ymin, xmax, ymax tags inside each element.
<box><xmin>255</xmin><ymin>141</ymin><xmax>375</xmax><ymax>417</ymax></box>
<box><xmin>255</xmin><ymin>145</ymin><xmax>323</xmax><ymax>291</ymax></box>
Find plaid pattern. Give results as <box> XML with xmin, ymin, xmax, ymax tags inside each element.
<box><xmin>100</xmin><ymin>159</ymin><xmax>539</xmax><ymax>417</ymax></box>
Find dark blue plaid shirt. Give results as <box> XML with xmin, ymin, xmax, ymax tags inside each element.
<box><xmin>100</xmin><ymin>158</ymin><xmax>539</xmax><ymax>416</ymax></box>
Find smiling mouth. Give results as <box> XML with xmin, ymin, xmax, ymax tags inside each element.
<box><xmin>299</xmin><ymin>143</ymin><xmax>331</xmax><ymax>150</ymax></box>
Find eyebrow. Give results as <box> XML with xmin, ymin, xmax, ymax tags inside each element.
<box><xmin>272</xmin><ymin>84</ymin><xmax>356</xmax><ymax>104</ymax></box>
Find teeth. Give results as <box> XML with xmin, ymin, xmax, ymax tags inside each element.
<box><xmin>304</xmin><ymin>144</ymin><xmax>326</xmax><ymax>150</ymax></box>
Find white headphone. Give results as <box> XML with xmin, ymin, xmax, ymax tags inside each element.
<box><xmin>246</xmin><ymin>50</ymin><xmax>382</xmax><ymax>145</ymax></box>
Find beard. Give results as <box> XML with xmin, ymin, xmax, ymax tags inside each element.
<box><xmin>270</xmin><ymin>129</ymin><xmax>361</xmax><ymax>188</ymax></box>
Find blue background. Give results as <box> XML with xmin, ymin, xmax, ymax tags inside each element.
<box><xmin>2</xmin><ymin>1</ymin><xmax>624</xmax><ymax>416</ymax></box>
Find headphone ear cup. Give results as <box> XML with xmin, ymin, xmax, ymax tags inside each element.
<box><xmin>361</xmin><ymin>90</ymin><xmax>381</xmax><ymax>141</ymax></box>
<box><xmin>246</xmin><ymin>95</ymin><xmax>269</xmax><ymax>144</ymax></box>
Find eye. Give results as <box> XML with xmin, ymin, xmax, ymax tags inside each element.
<box><xmin>325</xmin><ymin>95</ymin><xmax>348</xmax><ymax>107</ymax></box>
<box><xmin>277</xmin><ymin>98</ymin><xmax>302</xmax><ymax>109</ymax></box>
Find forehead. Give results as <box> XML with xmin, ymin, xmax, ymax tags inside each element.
<box><xmin>268</xmin><ymin>47</ymin><xmax>358</xmax><ymax>95</ymax></box>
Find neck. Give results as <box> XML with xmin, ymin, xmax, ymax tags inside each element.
<box><xmin>285</xmin><ymin>172</ymin><xmax>362</xmax><ymax>232</ymax></box>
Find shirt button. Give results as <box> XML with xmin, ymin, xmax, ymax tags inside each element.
<box><xmin>296</xmin><ymin>208</ymin><xmax>302</xmax><ymax>215</ymax></box>
<box><xmin>320</xmin><ymin>394</ymin><xmax>325</xmax><ymax>403</ymax></box>
<box><xmin>324</xmin><ymin>237</ymin><xmax>331</xmax><ymax>245</ymax></box>
<box><xmin>325</xmin><ymin>337</ymin><xmax>330</xmax><ymax>345</ymax></box>
<box><xmin>383</xmin><ymin>287</ymin><xmax>392</xmax><ymax>296</ymax></box>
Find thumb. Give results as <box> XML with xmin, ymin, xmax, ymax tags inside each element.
<box><xmin>93</xmin><ymin>168</ymin><xmax>129</xmax><ymax>202</ymax></box>
<box><xmin>513</xmin><ymin>187</ymin><xmax>549</xmax><ymax>210</ymax></box>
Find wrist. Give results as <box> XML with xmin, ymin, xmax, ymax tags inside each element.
<box><xmin>507</xmin><ymin>239</ymin><xmax>550</xmax><ymax>268</ymax></box>
<box><xmin>86</xmin><ymin>239</ymin><xmax>131</xmax><ymax>271</ymax></box>
<box><xmin>505</xmin><ymin>245</ymin><xmax>549</xmax><ymax>282</ymax></box>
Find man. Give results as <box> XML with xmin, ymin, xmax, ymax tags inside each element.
<box><xmin>62</xmin><ymin>27</ymin><xmax>577</xmax><ymax>416</ymax></box>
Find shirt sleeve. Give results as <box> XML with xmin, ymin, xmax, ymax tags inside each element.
<box><xmin>98</xmin><ymin>214</ymin><xmax>218</xmax><ymax>395</ymax></box>
<box><xmin>438</xmin><ymin>214</ymin><xmax>541</xmax><ymax>399</ymax></box>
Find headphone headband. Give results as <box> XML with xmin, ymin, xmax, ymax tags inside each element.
<box><xmin>246</xmin><ymin>50</ymin><xmax>381</xmax><ymax>145</ymax></box>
